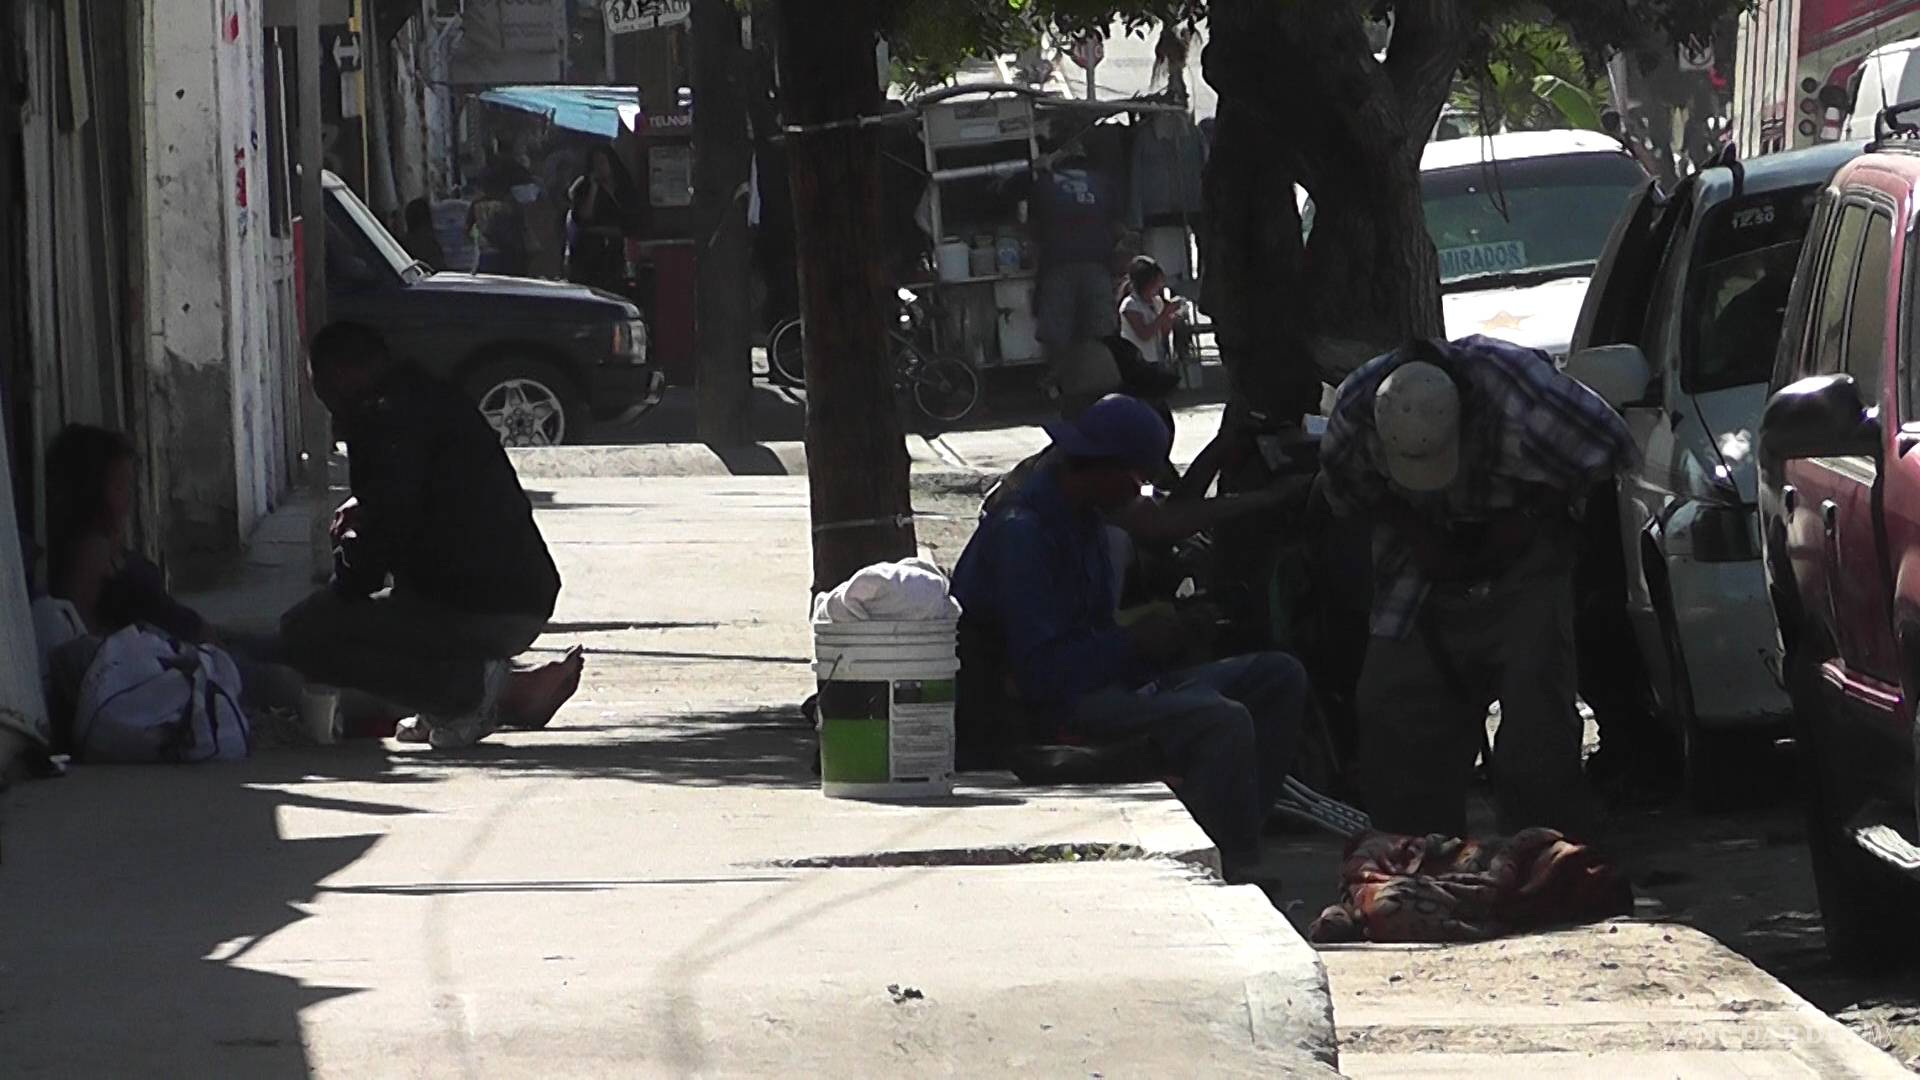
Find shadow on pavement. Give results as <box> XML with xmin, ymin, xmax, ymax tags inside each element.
<box><xmin>594</xmin><ymin>383</ymin><xmax>806</xmax><ymax>445</ymax></box>
<box><xmin>525</xmin><ymin>643</ymin><xmax>811</xmax><ymax>665</ymax></box>
<box><xmin>426</xmin><ymin>707</ymin><xmax>821</xmax><ymax>789</ymax></box>
<box><xmin>711</xmin><ymin>444</ymin><xmax>792</xmax><ymax>476</ymax></box>
<box><xmin>0</xmin><ymin>759</ymin><xmax>408</xmax><ymax>1076</ymax></box>
<box><xmin>541</xmin><ymin>619</ymin><xmax>723</xmax><ymax>634</ymax></box>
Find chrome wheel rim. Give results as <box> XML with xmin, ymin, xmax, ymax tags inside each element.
<box><xmin>479</xmin><ymin>377</ymin><xmax>565</xmax><ymax>447</ymax></box>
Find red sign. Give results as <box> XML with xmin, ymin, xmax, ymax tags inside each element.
<box><xmin>1800</xmin><ymin>0</ymin><xmax>1920</xmax><ymax>53</ymax></box>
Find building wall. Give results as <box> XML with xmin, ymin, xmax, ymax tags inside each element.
<box><xmin>389</xmin><ymin>16</ymin><xmax>432</xmax><ymax>206</ymax></box>
<box><xmin>140</xmin><ymin>0</ymin><xmax>298</xmax><ymax>581</ymax></box>
<box><xmin>213</xmin><ymin>1</ymin><xmax>289</xmax><ymax>534</ymax></box>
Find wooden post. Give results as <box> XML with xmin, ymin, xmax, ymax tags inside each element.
<box><xmin>691</xmin><ymin>0</ymin><xmax>753</xmax><ymax>446</ymax></box>
<box><xmin>774</xmin><ymin>0</ymin><xmax>913</xmax><ymax>594</ymax></box>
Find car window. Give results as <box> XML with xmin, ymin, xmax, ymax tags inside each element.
<box><xmin>1808</xmin><ymin>203</ymin><xmax>1872</xmax><ymax>377</ymax></box>
<box><xmin>324</xmin><ymin>211</ymin><xmax>384</xmax><ymax>289</ymax></box>
<box><xmin>1773</xmin><ymin>193</ymin><xmax>1836</xmax><ymax>390</ymax></box>
<box><xmin>1637</xmin><ymin>197</ymin><xmax>1697</xmax><ymax>380</ymax></box>
<box><xmin>1845</xmin><ymin>211</ymin><xmax>1894</xmax><ymax>402</ymax></box>
<box><xmin>1422</xmin><ymin>152</ymin><xmax>1645</xmax><ymax>288</ymax></box>
<box><xmin>1684</xmin><ymin>185</ymin><xmax>1822</xmax><ymax>393</ymax></box>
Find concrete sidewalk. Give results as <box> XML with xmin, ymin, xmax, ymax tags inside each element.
<box><xmin>1324</xmin><ymin>922</ymin><xmax>1909</xmax><ymax>1078</ymax></box>
<box><xmin>0</xmin><ymin>471</ymin><xmax>1337</xmax><ymax>1077</ymax></box>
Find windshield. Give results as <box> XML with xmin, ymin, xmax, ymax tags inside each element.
<box><xmin>1423</xmin><ymin>152</ymin><xmax>1644</xmax><ymax>288</ymax></box>
<box><xmin>327</xmin><ymin>183</ymin><xmax>426</xmax><ymax>283</ymax></box>
<box><xmin>1684</xmin><ymin>184</ymin><xmax>1822</xmax><ymax>393</ymax></box>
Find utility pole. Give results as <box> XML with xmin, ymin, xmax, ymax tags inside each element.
<box><xmin>691</xmin><ymin>0</ymin><xmax>754</xmax><ymax>446</ymax></box>
<box><xmin>774</xmin><ymin>0</ymin><xmax>914</xmax><ymax>595</ymax></box>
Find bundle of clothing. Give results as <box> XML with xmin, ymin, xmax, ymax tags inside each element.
<box><xmin>812</xmin><ymin>558</ymin><xmax>960</xmax><ymax>623</ymax></box>
<box><xmin>1309</xmin><ymin>828</ymin><xmax>1632</xmax><ymax>944</ymax></box>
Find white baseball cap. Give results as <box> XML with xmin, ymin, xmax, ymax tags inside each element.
<box><xmin>1375</xmin><ymin>361</ymin><xmax>1461</xmax><ymax>492</ymax></box>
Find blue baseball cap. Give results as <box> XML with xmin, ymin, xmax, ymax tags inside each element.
<box><xmin>1044</xmin><ymin>394</ymin><xmax>1173</xmax><ymax>477</ymax></box>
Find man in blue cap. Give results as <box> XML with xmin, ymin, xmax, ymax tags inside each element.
<box><xmin>951</xmin><ymin>394</ymin><xmax>1308</xmax><ymax>863</ymax></box>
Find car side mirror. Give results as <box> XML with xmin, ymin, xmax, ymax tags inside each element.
<box><xmin>1565</xmin><ymin>344</ymin><xmax>1654</xmax><ymax>410</ymax></box>
<box><xmin>1760</xmin><ymin>374</ymin><xmax>1881</xmax><ymax>463</ymax></box>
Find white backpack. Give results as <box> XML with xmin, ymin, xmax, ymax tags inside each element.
<box><xmin>73</xmin><ymin>625</ymin><xmax>251</xmax><ymax>763</ymax></box>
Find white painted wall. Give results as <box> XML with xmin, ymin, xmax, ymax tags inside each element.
<box><xmin>214</xmin><ymin>0</ymin><xmax>284</xmax><ymax>532</ymax></box>
<box><xmin>140</xmin><ymin>0</ymin><xmax>297</xmax><ymax>567</ymax></box>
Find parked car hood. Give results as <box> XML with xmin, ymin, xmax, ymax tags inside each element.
<box><xmin>410</xmin><ymin>272</ymin><xmax>638</xmax><ymax>318</ymax></box>
<box><xmin>1441</xmin><ymin>275</ymin><xmax>1592</xmax><ymax>357</ymax></box>
<box><xmin>1687</xmin><ymin>382</ymin><xmax>1767</xmax><ymax>504</ymax></box>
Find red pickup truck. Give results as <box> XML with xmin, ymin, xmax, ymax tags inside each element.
<box><xmin>1759</xmin><ymin>103</ymin><xmax>1920</xmax><ymax>969</ymax></box>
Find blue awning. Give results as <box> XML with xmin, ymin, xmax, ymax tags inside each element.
<box><xmin>475</xmin><ymin>86</ymin><xmax>644</xmax><ymax>140</ymax></box>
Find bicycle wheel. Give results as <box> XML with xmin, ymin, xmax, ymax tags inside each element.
<box><xmin>767</xmin><ymin>318</ymin><xmax>806</xmax><ymax>386</ymax></box>
<box><xmin>910</xmin><ymin>354</ymin><xmax>981</xmax><ymax>425</ymax></box>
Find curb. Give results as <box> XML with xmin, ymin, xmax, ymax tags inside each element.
<box><xmin>1325</xmin><ymin>921</ymin><xmax>1911</xmax><ymax>1077</ymax></box>
<box><xmin>508</xmin><ymin>438</ymin><xmax>982</xmax><ymax>480</ymax></box>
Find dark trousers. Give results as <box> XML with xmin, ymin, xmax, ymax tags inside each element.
<box><xmin>279</xmin><ymin>589</ymin><xmax>546</xmax><ymax>717</ymax></box>
<box><xmin>1357</xmin><ymin>549</ymin><xmax>1597</xmax><ymax>840</ymax></box>
<box><xmin>1070</xmin><ymin>653</ymin><xmax>1308</xmax><ymax>856</ymax></box>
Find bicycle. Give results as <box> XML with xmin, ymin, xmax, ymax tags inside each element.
<box><xmin>761</xmin><ymin>289</ymin><xmax>982</xmax><ymax>427</ymax></box>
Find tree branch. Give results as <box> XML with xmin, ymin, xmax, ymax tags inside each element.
<box><xmin>1385</xmin><ymin>0</ymin><xmax>1472</xmax><ymax>151</ymax></box>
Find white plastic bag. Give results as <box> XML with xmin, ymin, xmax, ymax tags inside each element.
<box><xmin>812</xmin><ymin>558</ymin><xmax>961</xmax><ymax>623</ymax></box>
<box><xmin>73</xmin><ymin>625</ymin><xmax>250</xmax><ymax>763</ymax></box>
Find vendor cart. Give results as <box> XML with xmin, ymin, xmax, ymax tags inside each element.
<box><xmin>904</xmin><ymin>83</ymin><xmax>1205</xmax><ymax>378</ymax></box>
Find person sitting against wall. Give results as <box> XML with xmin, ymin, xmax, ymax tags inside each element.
<box><xmin>38</xmin><ymin>424</ymin><xmax>330</xmax><ymax>740</ymax></box>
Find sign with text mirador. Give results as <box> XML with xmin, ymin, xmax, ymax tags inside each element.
<box><xmin>606</xmin><ymin>0</ymin><xmax>690</xmax><ymax>35</ymax></box>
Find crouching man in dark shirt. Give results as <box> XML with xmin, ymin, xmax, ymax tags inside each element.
<box><xmin>282</xmin><ymin>322</ymin><xmax>582</xmax><ymax>749</ymax></box>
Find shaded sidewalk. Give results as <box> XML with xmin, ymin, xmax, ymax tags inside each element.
<box><xmin>0</xmin><ymin>469</ymin><xmax>1338</xmax><ymax>1077</ymax></box>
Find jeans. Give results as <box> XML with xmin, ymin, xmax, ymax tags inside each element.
<box><xmin>1035</xmin><ymin>260</ymin><xmax>1120</xmax><ymax>349</ymax></box>
<box><xmin>1357</xmin><ymin>552</ymin><xmax>1597</xmax><ymax>840</ymax></box>
<box><xmin>278</xmin><ymin>588</ymin><xmax>546</xmax><ymax>717</ymax></box>
<box><xmin>1071</xmin><ymin>653</ymin><xmax>1308</xmax><ymax>856</ymax></box>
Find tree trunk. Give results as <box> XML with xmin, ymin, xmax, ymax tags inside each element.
<box><xmin>775</xmin><ymin>0</ymin><xmax>914</xmax><ymax>594</ymax></box>
<box><xmin>692</xmin><ymin>0</ymin><xmax>755</xmax><ymax>446</ymax></box>
<box><xmin>1202</xmin><ymin>1</ymin><xmax>1466</xmax><ymax>413</ymax></box>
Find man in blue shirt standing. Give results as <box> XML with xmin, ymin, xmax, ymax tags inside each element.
<box><xmin>951</xmin><ymin>395</ymin><xmax>1308</xmax><ymax>862</ymax></box>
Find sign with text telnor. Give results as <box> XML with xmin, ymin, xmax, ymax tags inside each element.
<box><xmin>606</xmin><ymin>0</ymin><xmax>691</xmax><ymax>35</ymax></box>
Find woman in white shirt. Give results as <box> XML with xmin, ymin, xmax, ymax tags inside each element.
<box><xmin>1118</xmin><ymin>255</ymin><xmax>1185</xmax><ymax>369</ymax></box>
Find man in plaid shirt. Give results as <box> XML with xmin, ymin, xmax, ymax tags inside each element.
<box><xmin>1321</xmin><ymin>336</ymin><xmax>1634</xmax><ymax>839</ymax></box>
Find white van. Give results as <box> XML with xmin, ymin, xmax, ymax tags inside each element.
<box><xmin>1842</xmin><ymin>39</ymin><xmax>1920</xmax><ymax>140</ymax></box>
<box><xmin>1422</xmin><ymin>130</ymin><xmax>1645</xmax><ymax>358</ymax></box>
<box><xmin>1297</xmin><ymin>130</ymin><xmax>1646</xmax><ymax>358</ymax></box>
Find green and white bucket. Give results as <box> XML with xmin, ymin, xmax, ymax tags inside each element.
<box><xmin>812</xmin><ymin>617</ymin><xmax>959</xmax><ymax>800</ymax></box>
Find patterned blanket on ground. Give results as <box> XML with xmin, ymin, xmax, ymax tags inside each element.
<box><xmin>1308</xmin><ymin>828</ymin><xmax>1633</xmax><ymax>944</ymax></box>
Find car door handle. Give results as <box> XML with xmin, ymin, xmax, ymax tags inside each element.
<box><xmin>1822</xmin><ymin>499</ymin><xmax>1839</xmax><ymax>531</ymax></box>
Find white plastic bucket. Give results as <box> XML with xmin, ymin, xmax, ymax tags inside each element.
<box><xmin>813</xmin><ymin>618</ymin><xmax>959</xmax><ymax>800</ymax></box>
